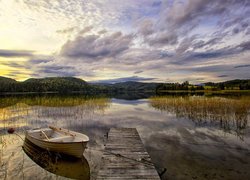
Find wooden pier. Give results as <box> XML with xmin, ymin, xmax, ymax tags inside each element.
<box><xmin>97</xmin><ymin>128</ymin><xmax>160</xmax><ymax>179</ymax></box>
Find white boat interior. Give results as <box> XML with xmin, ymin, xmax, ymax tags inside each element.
<box><xmin>28</xmin><ymin>127</ymin><xmax>88</xmax><ymax>143</ymax></box>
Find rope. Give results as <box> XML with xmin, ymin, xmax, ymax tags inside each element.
<box><xmin>14</xmin><ymin>132</ymin><xmax>24</xmax><ymax>141</ymax></box>
<box><xmin>88</xmin><ymin>147</ymin><xmax>154</xmax><ymax>166</ymax></box>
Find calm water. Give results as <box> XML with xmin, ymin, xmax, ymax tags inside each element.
<box><xmin>0</xmin><ymin>94</ymin><xmax>250</xmax><ymax>180</ymax></box>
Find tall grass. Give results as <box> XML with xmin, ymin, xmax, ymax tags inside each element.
<box><xmin>0</xmin><ymin>96</ymin><xmax>111</xmax><ymax>129</ymax></box>
<box><xmin>150</xmin><ymin>96</ymin><xmax>250</xmax><ymax>137</ymax></box>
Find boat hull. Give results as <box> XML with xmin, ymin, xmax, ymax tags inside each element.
<box><xmin>23</xmin><ymin>138</ymin><xmax>90</xmax><ymax>179</ymax></box>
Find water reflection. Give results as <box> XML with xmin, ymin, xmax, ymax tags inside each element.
<box><xmin>22</xmin><ymin>138</ymin><xmax>90</xmax><ymax>179</ymax></box>
<box><xmin>0</xmin><ymin>94</ymin><xmax>250</xmax><ymax>180</ymax></box>
<box><xmin>150</xmin><ymin>96</ymin><xmax>250</xmax><ymax>138</ymax></box>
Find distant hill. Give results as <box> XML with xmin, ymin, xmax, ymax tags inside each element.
<box><xmin>24</xmin><ymin>77</ymin><xmax>86</xmax><ymax>84</ymax></box>
<box><xmin>0</xmin><ymin>76</ymin><xmax>90</xmax><ymax>93</ymax></box>
<box><xmin>0</xmin><ymin>76</ymin><xmax>17</xmax><ymax>83</ymax></box>
<box><xmin>22</xmin><ymin>77</ymin><xmax>88</xmax><ymax>92</ymax></box>
<box><xmin>0</xmin><ymin>76</ymin><xmax>18</xmax><ymax>92</ymax></box>
<box><xmin>110</xmin><ymin>81</ymin><xmax>161</xmax><ymax>91</ymax></box>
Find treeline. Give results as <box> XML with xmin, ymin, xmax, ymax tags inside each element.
<box><xmin>156</xmin><ymin>81</ymin><xmax>204</xmax><ymax>91</ymax></box>
<box><xmin>156</xmin><ymin>79</ymin><xmax>250</xmax><ymax>91</ymax></box>
<box><xmin>107</xmin><ymin>81</ymin><xmax>160</xmax><ymax>92</ymax></box>
<box><xmin>0</xmin><ymin>76</ymin><xmax>249</xmax><ymax>94</ymax></box>
<box><xmin>205</xmin><ymin>79</ymin><xmax>250</xmax><ymax>90</ymax></box>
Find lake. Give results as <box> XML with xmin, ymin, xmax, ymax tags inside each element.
<box><xmin>0</xmin><ymin>93</ymin><xmax>250</xmax><ymax>180</ymax></box>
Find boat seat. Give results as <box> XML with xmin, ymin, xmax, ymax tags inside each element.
<box><xmin>47</xmin><ymin>135</ymin><xmax>73</xmax><ymax>142</ymax></box>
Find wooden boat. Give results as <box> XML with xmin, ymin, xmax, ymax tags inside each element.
<box><xmin>25</xmin><ymin>126</ymin><xmax>89</xmax><ymax>158</ymax></box>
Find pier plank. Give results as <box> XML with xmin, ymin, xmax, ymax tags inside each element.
<box><xmin>97</xmin><ymin>128</ymin><xmax>160</xmax><ymax>180</ymax></box>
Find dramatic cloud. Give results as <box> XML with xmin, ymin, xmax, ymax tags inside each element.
<box><xmin>60</xmin><ymin>32</ymin><xmax>133</xmax><ymax>60</ymax></box>
<box><xmin>0</xmin><ymin>0</ymin><xmax>249</xmax><ymax>82</ymax></box>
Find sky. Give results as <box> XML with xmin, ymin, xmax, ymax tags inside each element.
<box><xmin>0</xmin><ymin>0</ymin><xmax>250</xmax><ymax>83</ymax></box>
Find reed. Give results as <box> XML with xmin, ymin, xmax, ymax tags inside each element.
<box><xmin>0</xmin><ymin>96</ymin><xmax>111</xmax><ymax>129</ymax></box>
<box><xmin>150</xmin><ymin>96</ymin><xmax>250</xmax><ymax>136</ymax></box>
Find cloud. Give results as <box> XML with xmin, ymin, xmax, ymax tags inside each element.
<box><xmin>134</xmin><ymin>70</ymin><xmax>143</xmax><ymax>74</ymax></box>
<box><xmin>191</xmin><ymin>37</ymin><xmax>223</xmax><ymax>51</ymax></box>
<box><xmin>172</xmin><ymin>39</ymin><xmax>250</xmax><ymax>65</ymax></box>
<box><xmin>184</xmin><ymin>64</ymin><xmax>233</xmax><ymax>73</ymax></box>
<box><xmin>165</xmin><ymin>0</ymin><xmax>212</xmax><ymax>28</ymax></box>
<box><xmin>218</xmin><ymin>75</ymin><xmax>228</xmax><ymax>78</ymax></box>
<box><xmin>90</xmin><ymin>76</ymin><xmax>156</xmax><ymax>84</ymax></box>
<box><xmin>0</xmin><ymin>49</ymin><xmax>34</xmax><ymax>57</ymax></box>
<box><xmin>245</xmin><ymin>27</ymin><xmax>250</xmax><ymax>34</ymax></box>
<box><xmin>148</xmin><ymin>31</ymin><xmax>178</xmax><ymax>46</ymax></box>
<box><xmin>234</xmin><ymin>64</ymin><xmax>250</xmax><ymax>69</ymax></box>
<box><xmin>175</xmin><ymin>36</ymin><xmax>197</xmax><ymax>54</ymax></box>
<box><xmin>98</xmin><ymin>29</ymin><xmax>108</xmax><ymax>34</ymax></box>
<box><xmin>190</xmin><ymin>51</ymin><xmax>225</xmax><ymax>59</ymax></box>
<box><xmin>137</xmin><ymin>19</ymin><xmax>154</xmax><ymax>37</ymax></box>
<box><xmin>165</xmin><ymin>0</ymin><xmax>249</xmax><ymax>29</ymax></box>
<box><xmin>29</xmin><ymin>60</ymin><xmax>84</xmax><ymax>77</ymax></box>
<box><xmin>40</xmin><ymin>65</ymin><xmax>79</xmax><ymax>77</ymax></box>
<box><xmin>78</xmin><ymin>26</ymin><xmax>93</xmax><ymax>35</ymax></box>
<box><xmin>237</xmin><ymin>41</ymin><xmax>250</xmax><ymax>51</ymax></box>
<box><xmin>136</xmin><ymin>0</ymin><xmax>250</xmax><ymax>50</ymax></box>
<box><xmin>60</xmin><ymin>31</ymin><xmax>133</xmax><ymax>60</ymax></box>
<box><xmin>1</xmin><ymin>62</ymin><xmax>26</xmax><ymax>68</ymax></box>
<box><xmin>25</xmin><ymin>55</ymin><xmax>97</xmax><ymax>78</ymax></box>
<box><xmin>56</xmin><ymin>26</ymin><xmax>76</xmax><ymax>34</ymax></box>
<box><xmin>29</xmin><ymin>59</ymin><xmax>52</xmax><ymax>65</ymax></box>
<box><xmin>232</xmin><ymin>28</ymin><xmax>240</xmax><ymax>34</ymax></box>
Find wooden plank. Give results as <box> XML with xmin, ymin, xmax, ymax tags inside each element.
<box><xmin>97</xmin><ymin>128</ymin><xmax>160</xmax><ymax>180</ymax></box>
